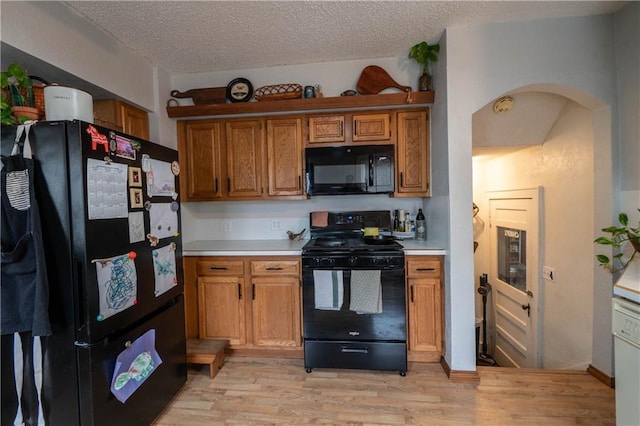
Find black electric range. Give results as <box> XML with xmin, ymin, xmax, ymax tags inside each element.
<box><xmin>301</xmin><ymin>211</ymin><xmax>407</xmax><ymax>376</ymax></box>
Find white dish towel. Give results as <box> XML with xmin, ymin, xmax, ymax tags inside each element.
<box><xmin>313</xmin><ymin>270</ymin><xmax>343</xmax><ymax>310</ymax></box>
<box><xmin>350</xmin><ymin>270</ymin><xmax>382</xmax><ymax>314</ymax></box>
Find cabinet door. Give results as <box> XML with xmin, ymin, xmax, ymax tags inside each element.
<box><xmin>397</xmin><ymin>110</ymin><xmax>430</xmax><ymax>196</ymax></box>
<box><xmin>308</xmin><ymin>115</ymin><xmax>345</xmax><ymax>144</ymax></box>
<box><xmin>266</xmin><ymin>118</ymin><xmax>303</xmax><ymax>196</ymax></box>
<box><xmin>198</xmin><ymin>276</ymin><xmax>245</xmax><ymax>345</ymax></box>
<box><xmin>352</xmin><ymin>113</ymin><xmax>391</xmax><ymax>142</ymax></box>
<box><xmin>182</xmin><ymin>121</ymin><xmax>224</xmax><ymax>200</ymax></box>
<box><xmin>226</xmin><ymin>120</ymin><xmax>263</xmax><ymax>198</ymax></box>
<box><xmin>251</xmin><ymin>276</ymin><xmax>301</xmax><ymax>347</ymax></box>
<box><xmin>407</xmin><ymin>277</ymin><xmax>442</xmax><ymax>352</ymax></box>
<box><xmin>119</xmin><ymin>103</ymin><xmax>150</xmax><ymax>140</ymax></box>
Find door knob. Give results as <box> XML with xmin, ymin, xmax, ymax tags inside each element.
<box><xmin>521</xmin><ymin>303</ymin><xmax>531</xmax><ymax>317</ymax></box>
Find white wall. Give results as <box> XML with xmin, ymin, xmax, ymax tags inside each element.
<box><xmin>445</xmin><ymin>13</ymin><xmax>618</xmax><ymax>373</ymax></box>
<box><xmin>614</xmin><ymin>2</ymin><xmax>640</xmax><ymax>192</ymax></box>
<box><xmin>473</xmin><ymin>100</ymin><xmax>595</xmax><ymax>370</ymax></box>
<box><xmin>0</xmin><ymin>1</ymin><xmax>178</xmax><ymax>148</ymax></box>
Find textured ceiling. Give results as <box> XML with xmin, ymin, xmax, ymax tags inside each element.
<box><xmin>64</xmin><ymin>1</ymin><xmax>628</xmax><ymax>74</ymax></box>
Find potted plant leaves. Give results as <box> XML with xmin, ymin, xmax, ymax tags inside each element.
<box><xmin>408</xmin><ymin>41</ymin><xmax>440</xmax><ymax>91</ymax></box>
<box><xmin>594</xmin><ymin>210</ymin><xmax>640</xmax><ymax>273</ymax></box>
<box><xmin>1</xmin><ymin>62</ymin><xmax>40</xmax><ymax>124</ymax></box>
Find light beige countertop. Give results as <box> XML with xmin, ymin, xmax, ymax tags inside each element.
<box><xmin>183</xmin><ymin>239</ymin><xmax>446</xmax><ymax>256</ymax></box>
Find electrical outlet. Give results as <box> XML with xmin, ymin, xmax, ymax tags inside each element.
<box><xmin>220</xmin><ymin>220</ymin><xmax>232</xmax><ymax>232</ymax></box>
<box><xmin>271</xmin><ymin>219</ymin><xmax>282</xmax><ymax>231</ymax></box>
<box><xmin>543</xmin><ymin>266</ymin><xmax>556</xmax><ymax>282</ymax></box>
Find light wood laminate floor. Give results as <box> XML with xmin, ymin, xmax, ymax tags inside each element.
<box><xmin>154</xmin><ymin>357</ymin><xmax>615</xmax><ymax>425</ymax></box>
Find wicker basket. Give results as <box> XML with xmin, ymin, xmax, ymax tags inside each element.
<box><xmin>33</xmin><ymin>83</ymin><xmax>46</xmax><ymax>116</ymax></box>
<box><xmin>254</xmin><ymin>84</ymin><xmax>302</xmax><ymax>101</ymax></box>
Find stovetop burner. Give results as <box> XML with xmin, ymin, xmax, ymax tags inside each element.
<box><xmin>303</xmin><ymin>210</ymin><xmax>405</xmax><ymax>254</ymax></box>
<box><xmin>302</xmin><ymin>237</ymin><xmax>403</xmax><ymax>253</ymax></box>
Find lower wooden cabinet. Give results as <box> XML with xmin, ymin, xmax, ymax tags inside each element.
<box><xmin>406</xmin><ymin>255</ymin><xmax>444</xmax><ymax>362</ymax></box>
<box><xmin>187</xmin><ymin>256</ymin><xmax>302</xmax><ymax>352</ymax></box>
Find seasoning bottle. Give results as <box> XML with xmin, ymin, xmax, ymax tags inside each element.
<box><xmin>405</xmin><ymin>213</ymin><xmax>412</xmax><ymax>235</ymax></box>
<box><xmin>415</xmin><ymin>208</ymin><xmax>426</xmax><ymax>241</ymax></box>
<box><xmin>398</xmin><ymin>210</ymin><xmax>406</xmax><ymax>232</ymax></box>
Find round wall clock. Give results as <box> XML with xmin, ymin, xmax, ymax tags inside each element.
<box><xmin>226</xmin><ymin>78</ymin><xmax>253</xmax><ymax>102</ymax></box>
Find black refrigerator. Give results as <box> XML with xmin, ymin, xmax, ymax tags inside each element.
<box><xmin>1</xmin><ymin>120</ymin><xmax>186</xmax><ymax>425</ymax></box>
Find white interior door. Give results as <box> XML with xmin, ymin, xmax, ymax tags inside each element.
<box><xmin>488</xmin><ymin>188</ymin><xmax>542</xmax><ymax>368</ymax></box>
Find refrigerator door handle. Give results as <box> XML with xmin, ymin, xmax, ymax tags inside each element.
<box><xmin>74</xmin><ymin>258</ymin><xmax>86</xmax><ymax>332</ymax></box>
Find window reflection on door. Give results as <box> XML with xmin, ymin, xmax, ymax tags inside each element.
<box><xmin>497</xmin><ymin>226</ymin><xmax>526</xmax><ymax>292</ymax></box>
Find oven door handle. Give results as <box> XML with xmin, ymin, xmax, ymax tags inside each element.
<box><xmin>368</xmin><ymin>155</ymin><xmax>374</xmax><ymax>187</ymax></box>
<box><xmin>340</xmin><ymin>346</ymin><xmax>369</xmax><ymax>354</ymax></box>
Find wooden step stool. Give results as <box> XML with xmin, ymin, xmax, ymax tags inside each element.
<box><xmin>186</xmin><ymin>338</ymin><xmax>229</xmax><ymax>379</ymax></box>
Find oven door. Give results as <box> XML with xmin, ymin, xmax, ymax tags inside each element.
<box><xmin>302</xmin><ymin>267</ymin><xmax>406</xmax><ymax>342</ymax></box>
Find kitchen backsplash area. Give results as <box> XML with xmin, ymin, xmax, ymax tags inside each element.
<box><xmin>180</xmin><ymin>196</ymin><xmax>426</xmax><ymax>242</ymax></box>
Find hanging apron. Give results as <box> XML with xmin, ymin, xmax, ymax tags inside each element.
<box><xmin>1</xmin><ymin>122</ymin><xmax>50</xmax><ymax>425</ymax></box>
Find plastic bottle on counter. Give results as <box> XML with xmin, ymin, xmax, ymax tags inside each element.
<box><xmin>415</xmin><ymin>208</ymin><xmax>427</xmax><ymax>241</ymax></box>
<box><xmin>398</xmin><ymin>210</ymin><xmax>406</xmax><ymax>232</ymax></box>
<box><xmin>405</xmin><ymin>213</ymin><xmax>412</xmax><ymax>235</ymax></box>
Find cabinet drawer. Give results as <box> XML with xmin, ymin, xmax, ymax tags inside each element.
<box><xmin>251</xmin><ymin>260</ymin><xmax>300</xmax><ymax>275</ymax></box>
<box><xmin>407</xmin><ymin>259</ymin><xmax>441</xmax><ymax>277</ymax></box>
<box><xmin>197</xmin><ymin>260</ymin><xmax>244</xmax><ymax>276</ymax></box>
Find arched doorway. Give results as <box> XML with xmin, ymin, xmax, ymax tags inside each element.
<box><xmin>471</xmin><ymin>86</ymin><xmax>613</xmax><ymax>370</ymax></box>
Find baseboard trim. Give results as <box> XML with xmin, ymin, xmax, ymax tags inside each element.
<box><xmin>587</xmin><ymin>364</ymin><xmax>615</xmax><ymax>388</ymax></box>
<box><xmin>440</xmin><ymin>356</ymin><xmax>480</xmax><ymax>383</ymax></box>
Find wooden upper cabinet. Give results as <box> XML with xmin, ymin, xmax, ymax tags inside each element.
<box><xmin>180</xmin><ymin>121</ymin><xmax>224</xmax><ymax>200</ymax></box>
<box><xmin>396</xmin><ymin>110</ymin><xmax>430</xmax><ymax>197</ymax></box>
<box><xmin>352</xmin><ymin>113</ymin><xmax>392</xmax><ymax>142</ymax></box>
<box><xmin>308</xmin><ymin>115</ymin><xmax>345</xmax><ymax>144</ymax></box>
<box><xmin>93</xmin><ymin>99</ymin><xmax>149</xmax><ymax>140</ymax></box>
<box><xmin>225</xmin><ymin>120</ymin><xmax>263</xmax><ymax>198</ymax></box>
<box><xmin>266</xmin><ymin>118</ymin><xmax>303</xmax><ymax>196</ymax></box>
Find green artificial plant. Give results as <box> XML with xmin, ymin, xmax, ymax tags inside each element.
<box><xmin>408</xmin><ymin>41</ymin><xmax>440</xmax><ymax>74</ymax></box>
<box><xmin>594</xmin><ymin>210</ymin><xmax>640</xmax><ymax>273</ymax></box>
<box><xmin>1</xmin><ymin>62</ymin><xmax>35</xmax><ymax>125</ymax></box>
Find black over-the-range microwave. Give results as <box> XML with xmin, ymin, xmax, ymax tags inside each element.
<box><xmin>304</xmin><ymin>144</ymin><xmax>394</xmax><ymax>195</ymax></box>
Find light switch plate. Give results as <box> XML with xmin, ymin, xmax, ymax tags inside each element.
<box><xmin>543</xmin><ymin>266</ymin><xmax>556</xmax><ymax>282</ymax></box>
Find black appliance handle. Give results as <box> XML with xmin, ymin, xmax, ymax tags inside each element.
<box><xmin>74</xmin><ymin>259</ymin><xmax>85</xmax><ymax>330</ymax></box>
<box><xmin>341</xmin><ymin>347</ymin><xmax>369</xmax><ymax>354</ymax></box>
<box><xmin>368</xmin><ymin>155</ymin><xmax>374</xmax><ymax>186</ymax></box>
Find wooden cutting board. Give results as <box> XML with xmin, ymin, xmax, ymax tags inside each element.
<box><xmin>170</xmin><ymin>87</ymin><xmax>227</xmax><ymax>104</ymax></box>
<box><xmin>356</xmin><ymin>65</ymin><xmax>411</xmax><ymax>95</ymax></box>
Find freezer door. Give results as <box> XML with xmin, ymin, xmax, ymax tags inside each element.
<box><xmin>76</xmin><ymin>297</ymin><xmax>186</xmax><ymax>426</ymax></box>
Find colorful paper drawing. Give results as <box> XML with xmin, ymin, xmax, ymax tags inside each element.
<box><xmin>110</xmin><ymin>329</ymin><xmax>162</xmax><ymax>403</ymax></box>
<box><xmin>87</xmin><ymin>158</ymin><xmax>128</xmax><ymax>220</ymax></box>
<box><xmin>153</xmin><ymin>243</ymin><xmax>178</xmax><ymax>297</ymax></box>
<box><xmin>145</xmin><ymin>159</ymin><xmax>176</xmax><ymax>197</ymax></box>
<box><xmin>93</xmin><ymin>252</ymin><xmax>138</xmax><ymax>320</ymax></box>
<box><xmin>128</xmin><ymin>212</ymin><xmax>145</xmax><ymax>243</ymax></box>
<box><xmin>149</xmin><ymin>203</ymin><xmax>178</xmax><ymax>240</ymax></box>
